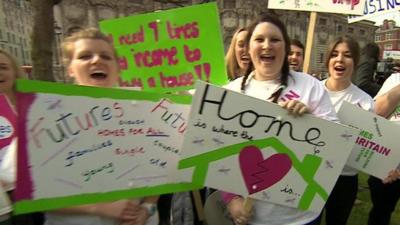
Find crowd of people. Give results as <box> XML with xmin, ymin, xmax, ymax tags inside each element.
<box><xmin>0</xmin><ymin>9</ymin><xmax>400</xmax><ymax>225</ymax></box>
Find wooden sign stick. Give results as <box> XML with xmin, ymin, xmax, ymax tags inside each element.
<box><xmin>239</xmin><ymin>197</ymin><xmax>254</xmax><ymax>225</ymax></box>
<box><xmin>302</xmin><ymin>11</ymin><xmax>317</xmax><ymax>74</ymax></box>
<box><xmin>192</xmin><ymin>190</ymin><xmax>206</xmax><ymax>222</ymax></box>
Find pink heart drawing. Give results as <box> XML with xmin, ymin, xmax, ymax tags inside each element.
<box><xmin>239</xmin><ymin>145</ymin><xmax>292</xmax><ymax>194</ymax></box>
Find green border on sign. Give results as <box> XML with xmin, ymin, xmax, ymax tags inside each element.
<box><xmin>14</xmin><ymin>79</ymin><xmax>196</xmax><ymax>214</ymax></box>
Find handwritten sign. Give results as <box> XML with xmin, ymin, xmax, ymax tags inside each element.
<box><xmin>99</xmin><ymin>3</ymin><xmax>227</xmax><ymax>93</ymax></box>
<box><xmin>268</xmin><ymin>0</ymin><xmax>366</xmax><ymax>15</ymax></box>
<box><xmin>338</xmin><ymin>101</ymin><xmax>400</xmax><ymax>179</ymax></box>
<box><xmin>0</xmin><ymin>95</ymin><xmax>16</xmax><ymax>151</ymax></box>
<box><xmin>348</xmin><ymin>0</ymin><xmax>400</xmax><ymax>23</ymax></box>
<box><xmin>383</xmin><ymin>50</ymin><xmax>400</xmax><ymax>60</ymax></box>
<box><xmin>14</xmin><ymin>80</ymin><xmax>199</xmax><ymax>214</ymax></box>
<box><xmin>178</xmin><ymin>81</ymin><xmax>358</xmax><ymax>212</ymax></box>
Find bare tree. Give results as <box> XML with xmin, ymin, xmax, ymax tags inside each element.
<box><xmin>30</xmin><ymin>0</ymin><xmax>61</xmax><ymax>81</ymax></box>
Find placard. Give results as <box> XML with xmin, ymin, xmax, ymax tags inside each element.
<box><xmin>14</xmin><ymin>80</ymin><xmax>199</xmax><ymax>214</ymax></box>
<box><xmin>100</xmin><ymin>3</ymin><xmax>227</xmax><ymax>92</ymax></box>
<box><xmin>338</xmin><ymin>101</ymin><xmax>400</xmax><ymax>179</ymax></box>
<box><xmin>348</xmin><ymin>0</ymin><xmax>400</xmax><ymax>23</ymax></box>
<box><xmin>268</xmin><ymin>0</ymin><xmax>366</xmax><ymax>15</ymax></box>
<box><xmin>178</xmin><ymin>81</ymin><xmax>358</xmax><ymax>212</ymax></box>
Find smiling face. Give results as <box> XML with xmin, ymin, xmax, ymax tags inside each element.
<box><xmin>328</xmin><ymin>42</ymin><xmax>354</xmax><ymax>84</ymax></box>
<box><xmin>0</xmin><ymin>53</ymin><xmax>16</xmax><ymax>95</ymax></box>
<box><xmin>67</xmin><ymin>39</ymin><xmax>119</xmax><ymax>88</ymax></box>
<box><xmin>288</xmin><ymin>44</ymin><xmax>304</xmax><ymax>72</ymax></box>
<box><xmin>249</xmin><ymin>22</ymin><xmax>285</xmax><ymax>81</ymax></box>
<box><xmin>235</xmin><ymin>30</ymin><xmax>250</xmax><ymax>73</ymax></box>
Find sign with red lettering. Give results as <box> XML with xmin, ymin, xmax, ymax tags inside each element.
<box><xmin>14</xmin><ymin>80</ymin><xmax>198</xmax><ymax>214</ymax></box>
<box><xmin>268</xmin><ymin>0</ymin><xmax>366</xmax><ymax>15</ymax></box>
<box><xmin>338</xmin><ymin>101</ymin><xmax>400</xmax><ymax>179</ymax></box>
<box><xmin>99</xmin><ymin>3</ymin><xmax>227</xmax><ymax>92</ymax></box>
<box><xmin>0</xmin><ymin>95</ymin><xmax>16</xmax><ymax>151</ymax></box>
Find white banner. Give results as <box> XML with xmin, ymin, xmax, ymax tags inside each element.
<box><xmin>348</xmin><ymin>0</ymin><xmax>400</xmax><ymax>23</ymax></box>
<box><xmin>268</xmin><ymin>0</ymin><xmax>366</xmax><ymax>15</ymax></box>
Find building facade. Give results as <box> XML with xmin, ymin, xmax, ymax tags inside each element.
<box><xmin>0</xmin><ymin>0</ymin><xmax>33</xmax><ymax>66</ymax></box>
<box><xmin>375</xmin><ymin>19</ymin><xmax>400</xmax><ymax>59</ymax></box>
<box><xmin>55</xmin><ymin>0</ymin><xmax>377</xmax><ymax>75</ymax></box>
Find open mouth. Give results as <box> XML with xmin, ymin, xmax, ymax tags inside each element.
<box><xmin>260</xmin><ymin>54</ymin><xmax>275</xmax><ymax>63</ymax></box>
<box><xmin>241</xmin><ymin>55</ymin><xmax>250</xmax><ymax>64</ymax></box>
<box><xmin>334</xmin><ymin>66</ymin><xmax>346</xmax><ymax>73</ymax></box>
<box><xmin>90</xmin><ymin>70</ymin><xmax>108</xmax><ymax>80</ymax></box>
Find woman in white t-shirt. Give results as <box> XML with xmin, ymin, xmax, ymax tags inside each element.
<box><xmin>221</xmin><ymin>12</ymin><xmax>337</xmax><ymax>225</ymax></box>
<box><xmin>317</xmin><ymin>36</ymin><xmax>373</xmax><ymax>225</ymax></box>
<box><xmin>44</xmin><ymin>28</ymin><xmax>158</xmax><ymax>225</ymax></box>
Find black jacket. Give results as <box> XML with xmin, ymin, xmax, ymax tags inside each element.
<box><xmin>352</xmin><ymin>55</ymin><xmax>381</xmax><ymax>97</ymax></box>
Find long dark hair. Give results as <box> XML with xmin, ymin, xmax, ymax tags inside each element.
<box><xmin>325</xmin><ymin>36</ymin><xmax>360</xmax><ymax>73</ymax></box>
<box><xmin>240</xmin><ymin>12</ymin><xmax>291</xmax><ymax>103</ymax></box>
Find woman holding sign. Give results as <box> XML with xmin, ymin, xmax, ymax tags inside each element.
<box><xmin>44</xmin><ymin>28</ymin><xmax>158</xmax><ymax>225</ymax></box>
<box><xmin>225</xmin><ymin>27</ymin><xmax>250</xmax><ymax>80</ymax></box>
<box><xmin>221</xmin><ymin>12</ymin><xmax>337</xmax><ymax>225</ymax></box>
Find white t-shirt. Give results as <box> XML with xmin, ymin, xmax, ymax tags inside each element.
<box><xmin>322</xmin><ymin>80</ymin><xmax>374</xmax><ymax>176</ymax></box>
<box><xmin>0</xmin><ymin>138</ymin><xmax>16</xmax><ymax>191</ymax></box>
<box><xmin>225</xmin><ymin>71</ymin><xmax>337</xmax><ymax>225</ymax></box>
<box><xmin>374</xmin><ymin>73</ymin><xmax>400</xmax><ymax>124</ymax></box>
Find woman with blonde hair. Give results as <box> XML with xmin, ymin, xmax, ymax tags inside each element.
<box><xmin>45</xmin><ymin>28</ymin><xmax>158</xmax><ymax>225</ymax></box>
<box><xmin>225</xmin><ymin>27</ymin><xmax>250</xmax><ymax>80</ymax></box>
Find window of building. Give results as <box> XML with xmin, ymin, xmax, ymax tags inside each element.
<box><xmin>319</xmin><ymin>53</ymin><xmax>324</xmax><ymax>63</ymax></box>
<box><xmin>375</xmin><ymin>35</ymin><xmax>380</xmax><ymax>41</ymax></box>
<box><xmin>0</xmin><ymin>29</ymin><xmax>2</xmax><ymax>40</ymax></box>
<box><xmin>7</xmin><ymin>32</ymin><xmax>10</xmax><ymax>42</ymax></box>
<box><xmin>224</xmin><ymin>0</ymin><xmax>236</xmax><ymax>9</ymax></box>
<box><xmin>384</xmin><ymin>43</ymin><xmax>393</xmax><ymax>50</ymax></box>
<box><xmin>14</xmin><ymin>48</ymin><xmax>18</xmax><ymax>57</ymax></box>
<box><xmin>337</xmin><ymin>25</ymin><xmax>343</xmax><ymax>32</ymax></box>
<box><xmin>348</xmin><ymin>27</ymin><xmax>354</xmax><ymax>33</ymax></box>
<box><xmin>319</xmin><ymin>18</ymin><xmax>327</xmax><ymax>25</ymax></box>
<box><xmin>386</xmin><ymin>32</ymin><xmax>393</xmax><ymax>40</ymax></box>
<box><xmin>360</xmin><ymin>29</ymin><xmax>365</xmax><ymax>35</ymax></box>
<box><xmin>12</xmin><ymin>34</ymin><xmax>15</xmax><ymax>44</ymax></box>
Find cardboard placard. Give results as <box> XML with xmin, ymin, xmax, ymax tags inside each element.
<box><xmin>14</xmin><ymin>80</ymin><xmax>199</xmax><ymax>214</ymax></box>
<box><xmin>178</xmin><ymin>81</ymin><xmax>358</xmax><ymax>213</ymax></box>
<box><xmin>268</xmin><ymin>0</ymin><xmax>366</xmax><ymax>15</ymax></box>
<box><xmin>100</xmin><ymin>3</ymin><xmax>227</xmax><ymax>92</ymax></box>
<box><xmin>338</xmin><ymin>101</ymin><xmax>400</xmax><ymax>179</ymax></box>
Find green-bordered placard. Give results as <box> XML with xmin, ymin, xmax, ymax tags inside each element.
<box><xmin>14</xmin><ymin>79</ymin><xmax>200</xmax><ymax>214</ymax></box>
